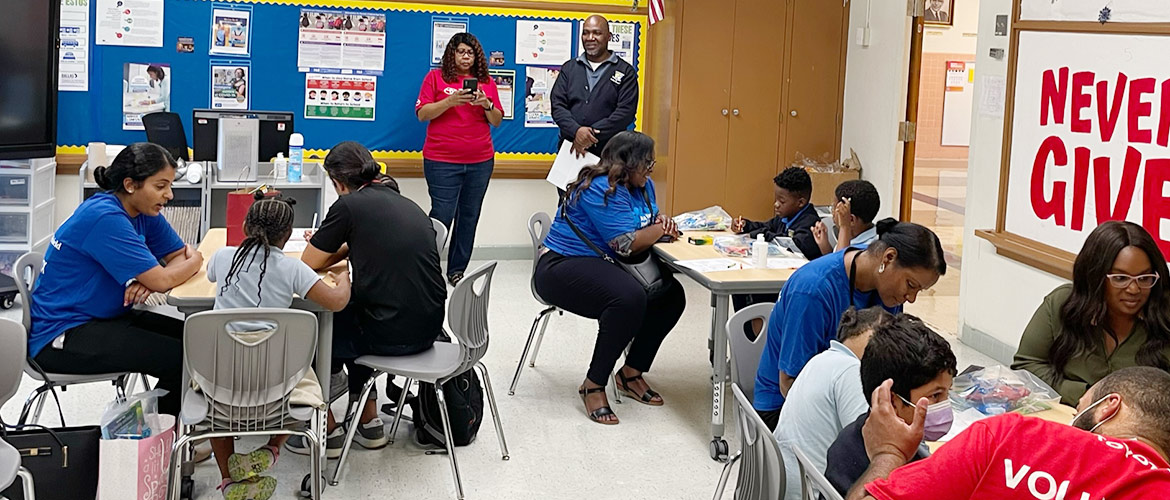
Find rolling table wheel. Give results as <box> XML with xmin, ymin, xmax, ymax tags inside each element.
<box><xmin>710</xmin><ymin>438</ymin><xmax>730</xmax><ymax>462</ymax></box>
<box><xmin>300</xmin><ymin>473</ymin><xmax>326</xmax><ymax>497</ymax></box>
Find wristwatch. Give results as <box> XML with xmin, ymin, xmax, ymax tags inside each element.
<box><xmin>486</xmin><ymin>101</ymin><xmax>495</xmax><ymax>111</ymax></box>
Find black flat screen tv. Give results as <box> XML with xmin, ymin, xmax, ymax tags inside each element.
<box><xmin>0</xmin><ymin>0</ymin><xmax>60</xmax><ymax>160</ymax></box>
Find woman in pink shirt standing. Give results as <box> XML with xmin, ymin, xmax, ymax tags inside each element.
<box><xmin>415</xmin><ymin>32</ymin><xmax>503</xmax><ymax>286</ymax></box>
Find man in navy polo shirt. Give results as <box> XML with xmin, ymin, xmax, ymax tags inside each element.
<box><xmin>550</xmin><ymin>14</ymin><xmax>639</xmax><ymax>159</ymax></box>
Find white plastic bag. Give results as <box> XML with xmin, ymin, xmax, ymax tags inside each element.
<box><xmin>673</xmin><ymin>206</ymin><xmax>733</xmax><ymax>231</ymax></box>
<box><xmin>950</xmin><ymin>366</ymin><xmax>1061</xmax><ymax>415</ymax></box>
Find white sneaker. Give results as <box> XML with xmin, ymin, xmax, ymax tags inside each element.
<box><xmin>354</xmin><ymin>418</ymin><xmax>389</xmax><ymax>450</ymax></box>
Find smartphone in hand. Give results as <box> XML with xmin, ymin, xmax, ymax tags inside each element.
<box><xmin>462</xmin><ymin>78</ymin><xmax>479</xmax><ymax>96</ymax></box>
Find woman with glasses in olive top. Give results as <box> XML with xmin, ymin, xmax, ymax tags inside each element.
<box><xmin>1013</xmin><ymin>221</ymin><xmax>1170</xmax><ymax>405</ymax></box>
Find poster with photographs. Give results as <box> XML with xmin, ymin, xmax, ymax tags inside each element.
<box><xmin>297</xmin><ymin>9</ymin><xmax>386</xmax><ymax>75</ymax></box>
<box><xmin>923</xmin><ymin>0</ymin><xmax>954</xmax><ymax>26</ymax></box>
<box><xmin>431</xmin><ymin>16</ymin><xmax>468</xmax><ymax>65</ymax></box>
<box><xmin>489</xmin><ymin>69</ymin><xmax>515</xmax><ymax>120</ymax></box>
<box><xmin>524</xmin><ymin>66</ymin><xmax>559</xmax><ymax>127</ymax></box>
<box><xmin>210</xmin><ymin>5</ymin><xmax>251</xmax><ymax>56</ymax></box>
<box><xmin>210</xmin><ymin>62</ymin><xmax>249</xmax><ymax>110</ymax></box>
<box><xmin>305</xmin><ymin>74</ymin><xmax>377</xmax><ymax>121</ymax></box>
<box><xmin>122</xmin><ymin>62</ymin><xmax>170</xmax><ymax>130</ymax></box>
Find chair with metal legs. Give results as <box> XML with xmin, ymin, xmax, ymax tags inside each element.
<box><xmin>331</xmin><ymin>262</ymin><xmax>509</xmax><ymax>500</ymax></box>
<box><xmin>0</xmin><ymin>318</ymin><xmax>37</xmax><ymax>499</ymax></box>
<box><xmin>713</xmin><ymin>303</ymin><xmax>774</xmax><ymax>496</ymax></box>
<box><xmin>712</xmin><ymin>383</ymin><xmax>784</xmax><ymax>500</ymax></box>
<box><xmin>509</xmin><ymin>212</ymin><xmax>562</xmax><ymax>395</ymax></box>
<box><xmin>13</xmin><ymin>252</ymin><xmax>140</xmax><ymax>426</ymax></box>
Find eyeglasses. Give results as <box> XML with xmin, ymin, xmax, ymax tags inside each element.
<box><xmin>643</xmin><ymin>160</ymin><xmax>657</xmax><ymax>173</ymax></box>
<box><xmin>455</xmin><ymin>49</ymin><xmax>475</xmax><ymax>56</ymax></box>
<box><xmin>1105</xmin><ymin>273</ymin><xmax>1159</xmax><ymax>289</ymax></box>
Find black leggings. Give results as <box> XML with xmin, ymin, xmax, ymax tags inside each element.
<box><xmin>330</xmin><ymin>303</ymin><xmax>436</xmax><ymax>397</ymax></box>
<box><xmin>34</xmin><ymin>310</ymin><xmax>184</xmax><ymax>415</ymax></box>
<box><xmin>533</xmin><ymin>251</ymin><xmax>687</xmax><ymax>386</ymax></box>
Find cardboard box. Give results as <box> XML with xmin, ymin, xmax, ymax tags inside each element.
<box><xmin>807</xmin><ymin>170</ymin><xmax>861</xmax><ymax>206</ymax></box>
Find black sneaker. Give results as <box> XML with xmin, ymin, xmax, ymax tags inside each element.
<box><xmin>285</xmin><ymin>428</ymin><xmax>345</xmax><ymax>459</ymax></box>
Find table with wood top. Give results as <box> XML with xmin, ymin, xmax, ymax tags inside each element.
<box><xmin>167</xmin><ymin>228</ymin><xmax>343</xmax><ymax>405</ymax></box>
<box><xmin>652</xmin><ymin>230</ymin><xmax>800</xmax><ymax>461</ymax></box>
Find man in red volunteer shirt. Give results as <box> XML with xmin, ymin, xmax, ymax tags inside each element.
<box><xmin>847</xmin><ymin>366</ymin><xmax>1170</xmax><ymax>500</ymax></box>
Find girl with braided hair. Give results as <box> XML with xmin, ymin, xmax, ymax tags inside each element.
<box><xmin>204</xmin><ymin>193</ymin><xmax>351</xmax><ymax>500</ymax></box>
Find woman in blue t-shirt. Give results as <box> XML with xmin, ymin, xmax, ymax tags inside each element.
<box><xmin>751</xmin><ymin>219</ymin><xmax>947</xmax><ymax>430</ymax></box>
<box><xmin>29</xmin><ymin>143</ymin><xmax>204</xmax><ymax>415</ymax></box>
<box><xmin>535</xmin><ymin>131</ymin><xmax>687</xmax><ymax>425</ymax></box>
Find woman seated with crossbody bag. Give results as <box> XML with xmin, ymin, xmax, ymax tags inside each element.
<box><xmin>534</xmin><ymin>130</ymin><xmax>687</xmax><ymax>425</ymax></box>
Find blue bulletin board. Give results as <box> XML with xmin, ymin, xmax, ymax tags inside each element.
<box><xmin>57</xmin><ymin>0</ymin><xmax>644</xmax><ymax>158</ymax></box>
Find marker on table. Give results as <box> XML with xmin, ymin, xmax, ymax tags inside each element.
<box><xmin>312</xmin><ymin>212</ymin><xmax>319</xmax><ymax>229</ymax></box>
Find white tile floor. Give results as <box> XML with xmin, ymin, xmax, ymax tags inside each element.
<box><xmin>0</xmin><ymin>260</ymin><xmax>995</xmax><ymax>499</ymax></box>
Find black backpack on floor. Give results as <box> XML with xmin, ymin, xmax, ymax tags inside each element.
<box><xmin>408</xmin><ymin>368</ymin><xmax>484</xmax><ymax>447</ymax></box>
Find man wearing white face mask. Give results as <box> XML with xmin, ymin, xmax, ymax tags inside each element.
<box><xmin>824</xmin><ymin>314</ymin><xmax>957</xmax><ymax>497</ymax></box>
<box><xmin>845</xmin><ymin>366</ymin><xmax>1170</xmax><ymax>500</ymax></box>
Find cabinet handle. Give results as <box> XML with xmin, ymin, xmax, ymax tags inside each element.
<box><xmin>790</xmin><ymin>110</ymin><xmax>798</xmax><ymax>117</ymax></box>
<box><xmin>721</xmin><ymin>109</ymin><xmax>729</xmax><ymax>116</ymax></box>
<box><xmin>732</xmin><ymin>109</ymin><xmax>740</xmax><ymax>116</ymax></box>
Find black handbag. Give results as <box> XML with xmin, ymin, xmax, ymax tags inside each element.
<box><xmin>560</xmin><ymin>191</ymin><xmax>674</xmax><ymax>301</ymax></box>
<box><xmin>0</xmin><ymin>425</ymin><xmax>101</xmax><ymax>500</ymax></box>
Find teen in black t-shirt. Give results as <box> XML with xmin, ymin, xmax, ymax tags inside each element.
<box><xmin>296</xmin><ymin>141</ymin><xmax>447</xmax><ymax>454</ymax></box>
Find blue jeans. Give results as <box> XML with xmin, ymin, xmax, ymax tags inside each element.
<box><xmin>423</xmin><ymin>158</ymin><xmax>494</xmax><ymax>276</ymax></box>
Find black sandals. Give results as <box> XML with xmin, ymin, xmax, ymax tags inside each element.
<box><xmin>578</xmin><ymin>386</ymin><xmax>618</xmax><ymax>425</ymax></box>
<box><xmin>614</xmin><ymin>371</ymin><xmax>664</xmax><ymax>406</ymax></box>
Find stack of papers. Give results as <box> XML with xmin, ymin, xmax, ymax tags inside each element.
<box><xmin>672</xmin><ymin>257</ymin><xmax>808</xmax><ymax>273</ymax></box>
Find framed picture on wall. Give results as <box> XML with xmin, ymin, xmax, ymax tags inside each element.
<box><xmin>924</xmin><ymin>0</ymin><xmax>954</xmax><ymax>26</ymax></box>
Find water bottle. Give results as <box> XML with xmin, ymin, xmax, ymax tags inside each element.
<box><xmin>273</xmin><ymin>153</ymin><xmax>288</xmax><ymax>180</ymax></box>
<box><xmin>752</xmin><ymin>234</ymin><xmax>768</xmax><ymax>269</ymax></box>
<box><xmin>288</xmin><ymin>133</ymin><xmax>304</xmax><ymax>183</ymax></box>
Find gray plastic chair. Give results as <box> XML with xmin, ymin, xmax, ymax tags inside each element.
<box><xmin>726</xmin><ymin>302</ymin><xmax>774</xmax><ymax>402</ymax></box>
<box><xmin>0</xmin><ymin>318</ymin><xmax>36</xmax><ymax>499</ymax></box>
<box><xmin>508</xmin><ymin>212</ymin><xmax>562</xmax><ymax>395</ymax></box>
<box><xmin>331</xmin><ymin>262</ymin><xmax>508</xmax><ymax>499</ymax></box>
<box><xmin>167</xmin><ymin>309</ymin><xmax>325</xmax><ymax>500</ymax></box>
<box><xmin>13</xmin><ymin>252</ymin><xmax>137</xmax><ymax>426</ymax></box>
<box><xmin>794</xmin><ymin>444</ymin><xmax>845</xmax><ymax>500</ymax></box>
<box><xmin>713</xmin><ymin>383</ymin><xmax>784</xmax><ymax>500</ymax></box>
<box><xmin>431</xmin><ymin>217</ymin><xmax>449</xmax><ymax>252</ymax></box>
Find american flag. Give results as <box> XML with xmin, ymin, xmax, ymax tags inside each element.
<box><xmin>648</xmin><ymin>0</ymin><xmax>665</xmax><ymax>25</ymax></box>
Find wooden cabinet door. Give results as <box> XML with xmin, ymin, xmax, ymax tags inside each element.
<box><xmin>780</xmin><ymin>0</ymin><xmax>849</xmax><ymax>171</ymax></box>
<box><xmin>725</xmin><ymin>0</ymin><xmax>789</xmax><ymax>220</ymax></box>
<box><xmin>670</xmin><ymin>0</ymin><xmax>735</xmax><ymax>214</ymax></box>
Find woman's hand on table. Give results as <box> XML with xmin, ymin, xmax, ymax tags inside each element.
<box><xmin>661</xmin><ymin>217</ymin><xmax>681</xmax><ymax>242</ymax></box>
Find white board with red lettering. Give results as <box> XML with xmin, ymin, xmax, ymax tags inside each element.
<box><xmin>1005</xmin><ymin>30</ymin><xmax>1170</xmax><ymax>255</ymax></box>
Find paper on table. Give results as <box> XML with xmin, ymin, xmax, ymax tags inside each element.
<box><xmin>743</xmin><ymin>258</ymin><xmax>808</xmax><ymax>270</ymax></box>
<box><xmin>546</xmin><ymin>140</ymin><xmax>600</xmax><ymax>190</ymax></box>
<box><xmin>673</xmin><ymin>258</ymin><xmax>747</xmax><ymax>273</ymax></box>
<box><xmin>283</xmin><ymin>240</ymin><xmax>308</xmax><ymax>253</ymax></box>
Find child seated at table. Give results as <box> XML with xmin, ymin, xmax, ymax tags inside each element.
<box><xmin>812</xmin><ymin>179</ymin><xmax>881</xmax><ymax>254</ymax></box>
<box><xmin>204</xmin><ymin>193</ymin><xmax>351</xmax><ymax>500</ymax></box>
<box><xmin>730</xmin><ymin>166</ymin><xmax>824</xmax><ymax>327</ymax></box>
<box><xmin>823</xmin><ymin>313</ymin><xmax>957</xmax><ymax>497</ymax></box>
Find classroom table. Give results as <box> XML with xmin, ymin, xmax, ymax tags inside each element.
<box><xmin>652</xmin><ymin>231</ymin><xmax>800</xmax><ymax>462</ymax></box>
<box><xmin>927</xmin><ymin>404</ymin><xmax>1076</xmax><ymax>452</ymax></box>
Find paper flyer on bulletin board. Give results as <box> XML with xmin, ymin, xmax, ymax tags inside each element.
<box><xmin>96</xmin><ymin>0</ymin><xmax>164</xmax><ymax>47</ymax></box>
<box><xmin>609</xmin><ymin>22</ymin><xmax>635</xmax><ymax>66</ymax></box>
<box><xmin>305</xmin><ymin>74</ymin><xmax>377</xmax><ymax>121</ymax></box>
<box><xmin>59</xmin><ymin>0</ymin><xmax>90</xmax><ymax>91</ymax></box>
<box><xmin>524</xmin><ymin>66</ymin><xmax>559</xmax><ymax>127</ymax></box>
<box><xmin>210</xmin><ymin>5</ymin><xmax>252</xmax><ymax>57</ymax></box>
<box><xmin>210</xmin><ymin>62</ymin><xmax>250</xmax><ymax>110</ymax></box>
<box><xmin>432</xmin><ymin>16</ymin><xmax>469</xmax><ymax>65</ymax></box>
<box><xmin>297</xmin><ymin>9</ymin><xmax>386</xmax><ymax>75</ymax></box>
<box><xmin>515</xmin><ymin>20</ymin><xmax>572</xmax><ymax>65</ymax></box>
<box><xmin>122</xmin><ymin>62</ymin><xmax>169</xmax><ymax>130</ymax></box>
<box><xmin>489</xmin><ymin>69</ymin><xmax>515</xmax><ymax>120</ymax></box>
